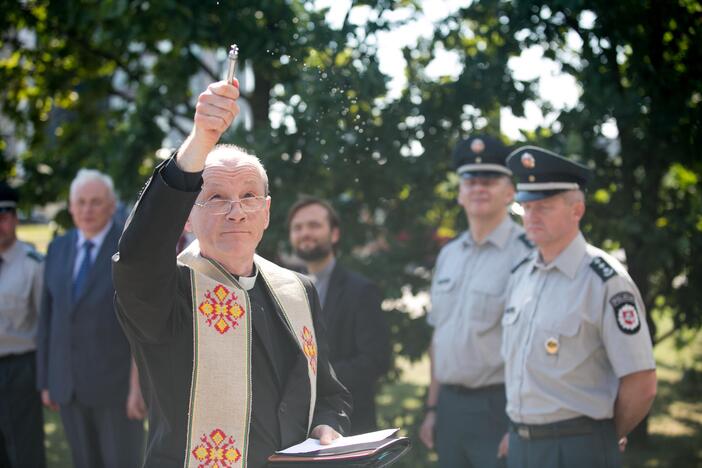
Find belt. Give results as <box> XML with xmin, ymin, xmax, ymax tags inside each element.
<box><xmin>511</xmin><ymin>416</ymin><xmax>610</xmax><ymax>440</ymax></box>
<box><xmin>444</xmin><ymin>383</ymin><xmax>505</xmax><ymax>396</ymax></box>
<box><xmin>0</xmin><ymin>350</ymin><xmax>35</xmax><ymax>363</ymax></box>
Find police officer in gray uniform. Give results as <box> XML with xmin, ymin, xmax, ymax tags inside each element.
<box><xmin>0</xmin><ymin>182</ymin><xmax>46</xmax><ymax>468</ymax></box>
<box><xmin>420</xmin><ymin>136</ymin><xmax>533</xmax><ymax>468</ymax></box>
<box><xmin>500</xmin><ymin>147</ymin><xmax>657</xmax><ymax>468</ymax></box>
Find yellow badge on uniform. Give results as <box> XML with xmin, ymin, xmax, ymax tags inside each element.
<box><xmin>545</xmin><ymin>337</ymin><xmax>559</xmax><ymax>355</ymax></box>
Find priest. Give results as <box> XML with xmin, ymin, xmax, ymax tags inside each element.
<box><xmin>112</xmin><ymin>79</ymin><xmax>351</xmax><ymax>467</ymax></box>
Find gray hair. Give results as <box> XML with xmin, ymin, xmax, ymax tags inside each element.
<box><xmin>69</xmin><ymin>169</ymin><xmax>116</xmax><ymax>202</ymax></box>
<box><xmin>205</xmin><ymin>144</ymin><xmax>269</xmax><ymax>195</ymax></box>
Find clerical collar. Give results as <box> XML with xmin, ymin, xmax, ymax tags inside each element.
<box><xmin>237</xmin><ymin>265</ymin><xmax>258</xmax><ymax>291</ymax></box>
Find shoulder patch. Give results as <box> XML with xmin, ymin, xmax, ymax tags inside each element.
<box><xmin>518</xmin><ymin>233</ymin><xmax>534</xmax><ymax>249</ymax></box>
<box><xmin>26</xmin><ymin>250</ymin><xmax>43</xmax><ymax>262</ymax></box>
<box><xmin>511</xmin><ymin>255</ymin><xmax>531</xmax><ymax>274</ymax></box>
<box><xmin>610</xmin><ymin>291</ymin><xmax>640</xmax><ymax>334</ymax></box>
<box><xmin>590</xmin><ymin>256</ymin><xmax>617</xmax><ymax>282</ymax></box>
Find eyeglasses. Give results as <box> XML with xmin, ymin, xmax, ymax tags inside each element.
<box><xmin>194</xmin><ymin>196</ymin><xmax>268</xmax><ymax>215</ymax></box>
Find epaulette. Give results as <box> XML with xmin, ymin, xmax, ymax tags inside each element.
<box><xmin>518</xmin><ymin>233</ymin><xmax>534</xmax><ymax>249</ymax></box>
<box><xmin>589</xmin><ymin>256</ymin><xmax>617</xmax><ymax>282</ymax></box>
<box><xmin>26</xmin><ymin>250</ymin><xmax>43</xmax><ymax>262</ymax></box>
<box><xmin>511</xmin><ymin>254</ymin><xmax>532</xmax><ymax>274</ymax></box>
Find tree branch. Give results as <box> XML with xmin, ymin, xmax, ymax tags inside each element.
<box><xmin>655</xmin><ymin>326</ymin><xmax>678</xmax><ymax>345</ymax></box>
<box><xmin>188</xmin><ymin>49</ymin><xmax>218</xmax><ymax>81</ymax></box>
<box><xmin>167</xmin><ymin>115</ymin><xmax>190</xmax><ymax>137</ymax></box>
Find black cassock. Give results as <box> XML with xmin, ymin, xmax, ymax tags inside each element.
<box><xmin>113</xmin><ymin>157</ymin><xmax>351</xmax><ymax>468</ymax></box>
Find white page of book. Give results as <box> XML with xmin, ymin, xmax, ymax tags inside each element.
<box><xmin>276</xmin><ymin>428</ymin><xmax>400</xmax><ymax>455</ymax></box>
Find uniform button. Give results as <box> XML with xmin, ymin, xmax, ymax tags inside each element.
<box><xmin>279</xmin><ymin>402</ymin><xmax>287</xmax><ymax>414</ymax></box>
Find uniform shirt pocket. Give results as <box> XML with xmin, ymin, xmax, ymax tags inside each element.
<box><xmin>468</xmin><ymin>286</ymin><xmax>505</xmax><ymax>334</ymax></box>
<box><xmin>429</xmin><ymin>275</ymin><xmax>460</xmax><ymax>327</ymax></box>
<box><xmin>0</xmin><ymin>288</ymin><xmax>32</xmax><ymax>328</ymax></box>
<box><xmin>531</xmin><ymin>316</ymin><xmax>594</xmax><ymax>370</ymax></box>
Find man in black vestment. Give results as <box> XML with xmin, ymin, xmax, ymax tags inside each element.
<box><xmin>112</xmin><ymin>79</ymin><xmax>351</xmax><ymax>467</ymax></box>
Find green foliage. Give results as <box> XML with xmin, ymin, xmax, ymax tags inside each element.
<box><xmin>1</xmin><ymin>0</ymin><xmax>444</xmax><ymax>383</ymax></box>
<box><xmin>3</xmin><ymin>1</ymin><xmax>702</xmax><ymax>462</ymax></box>
<box><xmin>502</xmin><ymin>0</ymin><xmax>702</xmax><ymax>338</ymax></box>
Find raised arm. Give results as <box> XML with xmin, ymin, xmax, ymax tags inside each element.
<box><xmin>176</xmin><ymin>81</ymin><xmax>240</xmax><ymax>172</ymax></box>
<box><xmin>112</xmin><ymin>80</ymin><xmax>240</xmax><ymax>342</ymax></box>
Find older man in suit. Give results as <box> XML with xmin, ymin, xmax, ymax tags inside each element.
<box><xmin>37</xmin><ymin>169</ymin><xmax>145</xmax><ymax>468</ymax></box>
<box><xmin>288</xmin><ymin>196</ymin><xmax>391</xmax><ymax>434</ymax></box>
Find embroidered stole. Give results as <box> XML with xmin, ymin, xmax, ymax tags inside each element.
<box><xmin>178</xmin><ymin>241</ymin><xmax>318</xmax><ymax>468</ymax></box>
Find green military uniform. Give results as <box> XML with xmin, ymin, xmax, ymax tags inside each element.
<box><xmin>501</xmin><ymin>147</ymin><xmax>656</xmax><ymax>468</ymax></box>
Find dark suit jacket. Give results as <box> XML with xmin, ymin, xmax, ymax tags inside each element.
<box><xmin>324</xmin><ymin>263</ymin><xmax>391</xmax><ymax>434</ymax></box>
<box><xmin>112</xmin><ymin>159</ymin><xmax>351</xmax><ymax>467</ymax></box>
<box><xmin>36</xmin><ymin>223</ymin><xmax>132</xmax><ymax>406</ymax></box>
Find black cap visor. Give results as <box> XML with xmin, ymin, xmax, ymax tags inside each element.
<box><xmin>460</xmin><ymin>171</ymin><xmax>509</xmax><ymax>180</ymax></box>
<box><xmin>515</xmin><ymin>189</ymin><xmax>569</xmax><ymax>203</ymax></box>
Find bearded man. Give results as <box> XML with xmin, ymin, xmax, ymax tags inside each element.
<box><xmin>287</xmin><ymin>196</ymin><xmax>390</xmax><ymax>434</ymax></box>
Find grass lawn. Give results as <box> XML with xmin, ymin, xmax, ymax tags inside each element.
<box><xmin>17</xmin><ymin>223</ymin><xmax>54</xmax><ymax>254</ymax></box>
<box><xmin>21</xmin><ymin>224</ymin><xmax>701</xmax><ymax>467</ymax></box>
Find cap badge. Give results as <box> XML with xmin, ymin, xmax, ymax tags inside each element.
<box><xmin>470</xmin><ymin>138</ymin><xmax>486</xmax><ymax>154</ymax></box>
<box><xmin>545</xmin><ymin>337</ymin><xmax>559</xmax><ymax>355</ymax></box>
<box><xmin>521</xmin><ymin>152</ymin><xmax>536</xmax><ymax>169</ymax></box>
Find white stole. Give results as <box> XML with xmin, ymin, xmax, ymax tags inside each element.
<box><xmin>178</xmin><ymin>241</ymin><xmax>317</xmax><ymax>467</ymax></box>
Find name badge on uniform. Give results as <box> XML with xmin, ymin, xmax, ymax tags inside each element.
<box><xmin>544</xmin><ymin>337</ymin><xmax>559</xmax><ymax>355</ymax></box>
<box><xmin>502</xmin><ymin>307</ymin><xmax>519</xmax><ymax>325</ymax></box>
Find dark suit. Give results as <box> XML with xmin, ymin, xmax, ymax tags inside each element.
<box><xmin>323</xmin><ymin>264</ymin><xmax>391</xmax><ymax>434</ymax></box>
<box><xmin>36</xmin><ymin>223</ymin><xmax>144</xmax><ymax>468</ymax></box>
<box><xmin>112</xmin><ymin>158</ymin><xmax>351</xmax><ymax>467</ymax></box>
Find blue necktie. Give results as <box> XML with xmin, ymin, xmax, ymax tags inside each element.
<box><xmin>73</xmin><ymin>240</ymin><xmax>94</xmax><ymax>299</ymax></box>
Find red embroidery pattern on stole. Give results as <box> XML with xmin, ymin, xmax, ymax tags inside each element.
<box><xmin>301</xmin><ymin>326</ymin><xmax>317</xmax><ymax>375</ymax></box>
<box><xmin>198</xmin><ymin>284</ymin><xmax>246</xmax><ymax>335</ymax></box>
<box><xmin>191</xmin><ymin>428</ymin><xmax>242</xmax><ymax>467</ymax></box>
